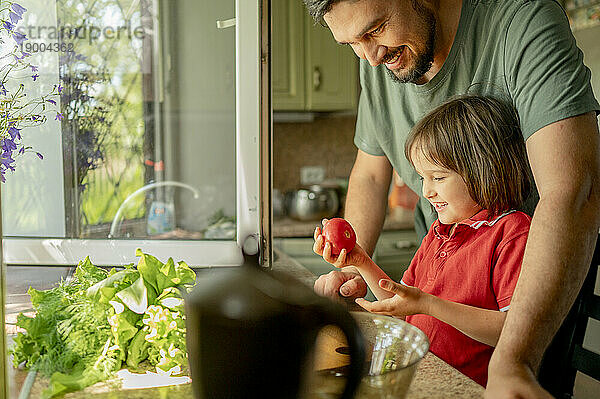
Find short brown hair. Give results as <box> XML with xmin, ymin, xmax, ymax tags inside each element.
<box><xmin>404</xmin><ymin>95</ymin><xmax>531</xmax><ymax>216</ymax></box>
<box><xmin>303</xmin><ymin>0</ymin><xmax>341</xmax><ymax>22</ymax></box>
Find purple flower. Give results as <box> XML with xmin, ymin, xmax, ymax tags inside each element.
<box><xmin>13</xmin><ymin>51</ymin><xmax>30</xmax><ymax>61</ymax></box>
<box><xmin>1</xmin><ymin>151</ymin><xmax>16</xmax><ymax>171</ymax></box>
<box><xmin>12</xmin><ymin>31</ymin><xmax>26</xmax><ymax>45</ymax></box>
<box><xmin>57</xmin><ymin>84</ymin><xmax>63</xmax><ymax>94</ymax></box>
<box><xmin>30</xmin><ymin>65</ymin><xmax>38</xmax><ymax>72</ymax></box>
<box><xmin>18</xmin><ymin>146</ymin><xmax>24</xmax><ymax>155</ymax></box>
<box><xmin>8</xmin><ymin>126</ymin><xmax>21</xmax><ymax>140</ymax></box>
<box><xmin>55</xmin><ymin>112</ymin><xmax>63</xmax><ymax>121</ymax></box>
<box><xmin>47</xmin><ymin>99</ymin><xmax>56</xmax><ymax>105</ymax></box>
<box><xmin>2</xmin><ymin>138</ymin><xmax>17</xmax><ymax>151</ymax></box>
<box><xmin>3</xmin><ymin>20</ymin><xmax>14</xmax><ymax>30</ymax></box>
<box><xmin>0</xmin><ymin>84</ymin><xmax>7</xmax><ymax>96</ymax></box>
<box><xmin>11</xmin><ymin>3</ymin><xmax>27</xmax><ymax>17</ymax></box>
<box><xmin>36</xmin><ymin>152</ymin><xmax>43</xmax><ymax>160</ymax></box>
<box><xmin>31</xmin><ymin>74</ymin><xmax>39</xmax><ymax>81</ymax></box>
<box><xmin>8</xmin><ymin>12</ymin><xmax>20</xmax><ymax>25</ymax></box>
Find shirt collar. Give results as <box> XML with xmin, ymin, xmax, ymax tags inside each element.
<box><xmin>433</xmin><ymin>209</ymin><xmax>516</xmax><ymax>239</ymax></box>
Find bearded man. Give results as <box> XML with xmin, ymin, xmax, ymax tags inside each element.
<box><xmin>304</xmin><ymin>0</ymin><xmax>600</xmax><ymax>397</ymax></box>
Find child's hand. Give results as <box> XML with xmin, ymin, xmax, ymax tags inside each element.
<box><xmin>313</xmin><ymin>219</ymin><xmax>370</xmax><ymax>268</ymax></box>
<box><xmin>355</xmin><ymin>279</ymin><xmax>430</xmax><ymax>318</ymax></box>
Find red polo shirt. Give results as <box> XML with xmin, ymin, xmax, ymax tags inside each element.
<box><xmin>402</xmin><ymin>209</ymin><xmax>531</xmax><ymax>386</ymax></box>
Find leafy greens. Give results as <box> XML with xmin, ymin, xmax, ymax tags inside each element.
<box><xmin>10</xmin><ymin>249</ymin><xmax>196</xmax><ymax>398</ymax></box>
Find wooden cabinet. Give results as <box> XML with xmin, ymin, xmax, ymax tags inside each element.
<box><xmin>272</xmin><ymin>0</ymin><xmax>359</xmax><ymax>111</ymax></box>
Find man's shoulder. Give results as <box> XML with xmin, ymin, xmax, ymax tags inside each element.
<box><xmin>474</xmin><ymin>0</ymin><xmax>563</xmax><ymax>15</ymax></box>
<box><xmin>478</xmin><ymin>0</ymin><xmax>566</xmax><ymax>27</ymax></box>
<box><xmin>472</xmin><ymin>0</ymin><xmax>565</xmax><ymax>30</ymax></box>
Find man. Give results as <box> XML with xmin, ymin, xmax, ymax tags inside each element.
<box><xmin>303</xmin><ymin>0</ymin><xmax>600</xmax><ymax>396</ymax></box>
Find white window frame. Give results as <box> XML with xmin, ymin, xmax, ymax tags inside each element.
<box><xmin>2</xmin><ymin>0</ymin><xmax>260</xmax><ymax>267</ymax></box>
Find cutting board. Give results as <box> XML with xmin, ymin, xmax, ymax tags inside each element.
<box><xmin>314</xmin><ymin>325</ymin><xmax>352</xmax><ymax>371</ymax></box>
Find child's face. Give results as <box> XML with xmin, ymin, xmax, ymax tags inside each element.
<box><xmin>411</xmin><ymin>149</ymin><xmax>482</xmax><ymax>224</ymax></box>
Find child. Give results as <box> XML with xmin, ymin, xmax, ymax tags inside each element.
<box><xmin>313</xmin><ymin>95</ymin><xmax>532</xmax><ymax>386</ymax></box>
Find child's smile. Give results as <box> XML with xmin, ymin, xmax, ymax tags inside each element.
<box><xmin>432</xmin><ymin>201</ymin><xmax>448</xmax><ymax>212</ymax></box>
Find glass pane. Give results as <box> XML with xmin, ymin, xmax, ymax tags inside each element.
<box><xmin>3</xmin><ymin>0</ymin><xmax>261</xmax><ymax>395</ymax></box>
<box><xmin>1</xmin><ymin>0</ymin><xmax>237</xmax><ymax>241</ymax></box>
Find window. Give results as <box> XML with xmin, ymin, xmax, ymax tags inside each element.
<box><xmin>1</xmin><ymin>0</ymin><xmax>261</xmax><ymax>266</ymax></box>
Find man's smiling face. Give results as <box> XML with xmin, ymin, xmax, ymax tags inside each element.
<box><xmin>323</xmin><ymin>0</ymin><xmax>437</xmax><ymax>84</ymax></box>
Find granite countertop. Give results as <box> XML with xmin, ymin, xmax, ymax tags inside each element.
<box><xmin>12</xmin><ymin>251</ymin><xmax>483</xmax><ymax>399</ymax></box>
<box><xmin>274</xmin><ymin>216</ymin><xmax>415</xmax><ymax>237</ymax></box>
<box><xmin>274</xmin><ymin>251</ymin><xmax>483</xmax><ymax>399</ymax></box>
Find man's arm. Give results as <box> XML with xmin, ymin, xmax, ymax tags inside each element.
<box><xmin>487</xmin><ymin>112</ymin><xmax>600</xmax><ymax>395</ymax></box>
<box><xmin>344</xmin><ymin>149</ymin><xmax>393</xmax><ymax>256</ymax></box>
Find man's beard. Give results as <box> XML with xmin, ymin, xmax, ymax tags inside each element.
<box><xmin>385</xmin><ymin>2</ymin><xmax>436</xmax><ymax>84</ymax></box>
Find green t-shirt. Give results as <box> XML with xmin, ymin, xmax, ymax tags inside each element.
<box><xmin>355</xmin><ymin>0</ymin><xmax>600</xmax><ymax>237</ymax></box>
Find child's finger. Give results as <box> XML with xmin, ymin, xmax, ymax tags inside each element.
<box><xmin>333</xmin><ymin>248</ymin><xmax>347</xmax><ymax>268</ymax></box>
<box><xmin>313</xmin><ymin>234</ymin><xmax>324</xmax><ymax>255</ymax></box>
<box><xmin>378</xmin><ymin>279</ymin><xmax>405</xmax><ymax>295</ymax></box>
<box><xmin>355</xmin><ymin>298</ymin><xmax>388</xmax><ymax>315</ymax></box>
<box><xmin>356</xmin><ymin>298</ymin><xmax>393</xmax><ymax>316</ymax></box>
<box><xmin>354</xmin><ymin>298</ymin><xmax>372</xmax><ymax>311</ymax></box>
<box><xmin>323</xmin><ymin>241</ymin><xmax>335</xmax><ymax>264</ymax></box>
<box><xmin>313</xmin><ymin>226</ymin><xmax>321</xmax><ymax>240</ymax></box>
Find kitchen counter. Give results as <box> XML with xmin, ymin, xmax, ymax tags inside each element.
<box><xmin>11</xmin><ymin>251</ymin><xmax>483</xmax><ymax>399</ymax></box>
<box><xmin>16</xmin><ymin>352</ymin><xmax>484</xmax><ymax>399</ymax></box>
<box><xmin>274</xmin><ymin>216</ymin><xmax>415</xmax><ymax>237</ymax></box>
<box><xmin>273</xmin><ymin>251</ymin><xmax>484</xmax><ymax>399</ymax></box>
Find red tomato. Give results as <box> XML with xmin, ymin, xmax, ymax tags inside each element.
<box><xmin>322</xmin><ymin>218</ymin><xmax>356</xmax><ymax>256</ymax></box>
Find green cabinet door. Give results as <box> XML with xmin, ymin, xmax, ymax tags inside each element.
<box><xmin>304</xmin><ymin>17</ymin><xmax>358</xmax><ymax>111</ymax></box>
<box><xmin>272</xmin><ymin>0</ymin><xmax>305</xmax><ymax>110</ymax></box>
<box><xmin>272</xmin><ymin>0</ymin><xmax>358</xmax><ymax>111</ymax></box>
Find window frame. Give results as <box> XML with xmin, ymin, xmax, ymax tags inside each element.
<box><xmin>1</xmin><ymin>0</ymin><xmax>261</xmax><ymax>267</ymax></box>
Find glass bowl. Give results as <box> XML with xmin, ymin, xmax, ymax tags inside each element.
<box><xmin>309</xmin><ymin>311</ymin><xmax>430</xmax><ymax>399</ymax></box>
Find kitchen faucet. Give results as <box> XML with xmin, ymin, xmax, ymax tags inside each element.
<box><xmin>108</xmin><ymin>180</ymin><xmax>200</xmax><ymax>238</ymax></box>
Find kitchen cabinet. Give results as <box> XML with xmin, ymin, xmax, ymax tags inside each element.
<box><xmin>274</xmin><ymin>229</ymin><xmax>419</xmax><ymax>282</ymax></box>
<box><xmin>565</xmin><ymin>0</ymin><xmax>600</xmax><ymax>31</ymax></box>
<box><xmin>272</xmin><ymin>0</ymin><xmax>359</xmax><ymax>111</ymax></box>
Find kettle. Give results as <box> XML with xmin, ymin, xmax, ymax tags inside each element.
<box><xmin>185</xmin><ymin>251</ymin><xmax>365</xmax><ymax>398</ymax></box>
